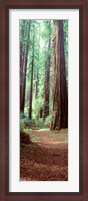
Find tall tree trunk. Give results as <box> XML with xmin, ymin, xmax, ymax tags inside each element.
<box><xmin>50</xmin><ymin>20</ymin><xmax>61</xmax><ymax>130</ymax></box>
<box><xmin>59</xmin><ymin>20</ymin><xmax>68</xmax><ymax>128</ymax></box>
<box><xmin>33</xmin><ymin>63</ymin><xmax>39</xmax><ymax>100</ymax></box>
<box><xmin>20</xmin><ymin>20</ymin><xmax>25</xmax><ymax>112</ymax></box>
<box><xmin>29</xmin><ymin>32</ymin><xmax>35</xmax><ymax>120</ymax></box>
<box><xmin>50</xmin><ymin>20</ymin><xmax>68</xmax><ymax>130</ymax></box>
<box><xmin>20</xmin><ymin>20</ymin><xmax>30</xmax><ymax>113</ymax></box>
<box><xmin>43</xmin><ymin>21</ymin><xmax>51</xmax><ymax>118</ymax></box>
<box><xmin>34</xmin><ymin>68</ymin><xmax>39</xmax><ymax>99</ymax></box>
<box><xmin>34</xmin><ymin>25</ymin><xmax>40</xmax><ymax>100</ymax></box>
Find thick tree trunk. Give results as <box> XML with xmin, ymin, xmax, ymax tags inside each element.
<box><xmin>50</xmin><ymin>20</ymin><xmax>68</xmax><ymax>130</ymax></box>
<box><xmin>29</xmin><ymin>32</ymin><xmax>35</xmax><ymax>120</ymax></box>
<box><xmin>20</xmin><ymin>20</ymin><xmax>30</xmax><ymax>113</ymax></box>
<box><xmin>50</xmin><ymin>20</ymin><xmax>61</xmax><ymax>130</ymax></box>
<box><xmin>59</xmin><ymin>20</ymin><xmax>68</xmax><ymax>128</ymax></box>
<box><xmin>43</xmin><ymin>21</ymin><xmax>51</xmax><ymax>118</ymax></box>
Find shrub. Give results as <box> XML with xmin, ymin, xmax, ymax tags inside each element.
<box><xmin>20</xmin><ymin>112</ymin><xmax>31</xmax><ymax>128</ymax></box>
<box><xmin>44</xmin><ymin>115</ymin><xmax>52</xmax><ymax>127</ymax></box>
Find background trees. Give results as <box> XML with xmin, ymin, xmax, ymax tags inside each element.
<box><xmin>20</xmin><ymin>19</ymin><xmax>68</xmax><ymax>130</ymax></box>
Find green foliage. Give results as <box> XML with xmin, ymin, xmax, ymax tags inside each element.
<box><xmin>20</xmin><ymin>113</ymin><xmax>31</xmax><ymax>133</ymax></box>
<box><xmin>20</xmin><ymin>20</ymin><xmax>30</xmax><ymax>50</ymax></box>
<box><xmin>45</xmin><ymin>114</ymin><xmax>52</xmax><ymax>123</ymax></box>
<box><xmin>20</xmin><ymin>112</ymin><xmax>30</xmax><ymax>124</ymax></box>
<box><xmin>63</xmin><ymin>20</ymin><xmax>68</xmax><ymax>86</ymax></box>
<box><xmin>32</xmin><ymin>98</ymin><xmax>43</xmax><ymax>119</ymax></box>
<box><xmin>44</xmin><ymin>115</ymin><xmax>52</xmax><ymax>127</ymax></box>
<box><xmin>33</xmin><ymin>118</ymin><xmax>44</xmax><ymax>127</ymax></box>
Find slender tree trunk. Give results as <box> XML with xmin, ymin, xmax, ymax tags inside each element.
<box><xmin>20</xmin><ymin>42</ymin><xmax>29</xmax><ymax>112</ymax></box>
<box><xmin>34</xmin><ymin>25</ymin><xmax>40</xmax><ymax>100</ymax></box>
<box><xmin>43</xmin><ymin>21</ymin><xmax>51</xmax><ymax>118</ymax></box>
<box><xmin>40</xmin><ymin>107</ymin><xmax>43</xmax><ymax>118</ymax></box>
<box><xmin>50</xmin><ymin>20</ymin><xmax>68</xmax><ymax>130</ymax></box>
<box><xmin>33</xmin><ymin>67</ymin><xmax>39</xmax><ymax>100</ymax></box>
<box><xmin>20</xmin><ymin>20</ymin><xmax>30</xmax><ymax>113</ymax></box>
<box><xmin>29</xmin><ymin>32</ymin><xmax>35</xmax><ymax>120</ymax></box>
<box><xmin>35</xmin><ymin>67</ymin><xmax>39</xmax><ymax>99</ymax></box>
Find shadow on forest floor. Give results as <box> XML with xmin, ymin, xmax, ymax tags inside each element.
<box><xmin>20</xmin><ymin>128</ymin><xmax>68</xmax><ymax>181</ymax></box>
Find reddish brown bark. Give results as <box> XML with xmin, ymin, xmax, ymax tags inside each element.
<box><xmin>59</xmin><ymin>20</ymin><xmax>68</xmax><ymax>128</ymax></box>
<box><xmin>50</xmin><ymin>20</ymin><xmax>68</xmax><ymax>130</ymax></box>
<box><xmin>50</xmin><ymin>20</ymin><xmax>61</xmax><ymax>130</ymax></box>
<box><xmin>20</xmin><ymin>21</ymin><xmax>30</xmax><ymax>113</ymax></box>
<box><xmin>20</xmin><ymin>21</ymin><xmax>25</xmax><ymax>112</ymax></box>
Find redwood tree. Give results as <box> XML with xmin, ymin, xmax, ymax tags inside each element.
<box><xmin>59</xmin><ymin>20</ymin><xmax>68</xmax><ymax>128</ymax></box>
<box><xmin>43</xmin><ymin>21</ymin><xmax>51</xmax><ymax>118</ymax></box>
<box><xmin>50</xmin><ymin>20</ymin><xmax>68</xmax><ymax>130</ymax></box>
<box><xmin>20</xmin><ymin>20</ymin><xmax>30</xmax><ymax>113</ymax></box>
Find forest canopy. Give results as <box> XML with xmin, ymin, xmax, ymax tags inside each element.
<box><xmin>20</xmin><ymin>19</ymin><xmax>68</xmax><ymax>130</ymax></box>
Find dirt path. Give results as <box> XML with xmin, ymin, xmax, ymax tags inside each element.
<box><xmin>20</xmin><ymin>128</ymin><xmax>68</xmax><ymax>181</ymax></box>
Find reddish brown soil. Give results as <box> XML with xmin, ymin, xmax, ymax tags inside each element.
<box><xmin>20</xmin><ymin>128</ymin><xmax>68</xmax><ymax>181</ymax></box>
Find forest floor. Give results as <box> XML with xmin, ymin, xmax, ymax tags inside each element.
<box><xmin>20</xmin><ymin>128</ymin><xmax>68</xmax><ymax>181</ymax></box>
